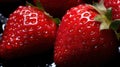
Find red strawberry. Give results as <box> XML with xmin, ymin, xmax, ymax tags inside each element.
<box><xmin>54</xmin><ymin>4</ymin><xmax>118</xmax><ymax>67</ymax></box>
<box><xmin>103</xmin><ymin>0</ymin><xmax>120</xmax><ymax>20</ymax></box>
<box><xmin>0</xmin><ymin>5</ymin><xmax>57</xmax><ymax>60</ymax></box>
<box><xmin>33</xmin><ymin>0</ymin><xmax>85</xmax><ymax>18</ymax></box>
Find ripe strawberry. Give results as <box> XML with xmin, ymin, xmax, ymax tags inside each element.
<box><xmin>103</xmin><ymin>0</ymin><xmax>120</xmax><ymax>20</ymax></box>
<box><xmin>54</xmin><ymin>4</ymin><xmax>118</xmax><ymax>67</ymax></box>
<box><xmin>33</xmin><ymin>0</ymin><xmax>85</xmax><ymax>18</ymax></box>
<box><xmin>0</xmin><ymin>5</ymin><xmax>57</xmax><ymax>60</ymax></box>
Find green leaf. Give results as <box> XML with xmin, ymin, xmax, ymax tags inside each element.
<box><xmin>114</xmin><ymin>31</ymin><xmax>120</xmax><ymax>40</ymax></box>
<box><xmin>110</xmin><ymin>20</ymin><xmax>120</xmax><ymax>31</ymax></box>
<box><xmin>105</xmin><ymin>8</ymin><xmax>112</xmax><ymax>20</ymax></box>
<box><xmin>35</xmin><ymin>0</ymin><xmax>44</xmax><ymax>11</ymax></box>
<box><xmin>54</xmin><ymin>18</ymin><xmax>61</xmax><ymax>25</ymax></box>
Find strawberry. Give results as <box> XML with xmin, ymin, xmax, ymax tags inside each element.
<box><xmin>0</xmin><ymin>5</ymin><xmax>57</xmax><ymax>60</ymax></box>
<box><xmin>54</xmin><ymin>4</ymin><xmax>118</xmax><ymax>67</ymax></box>
<box><xmin>33</xmin><ymin>0</ymin><xmax>85</xmax><ymax>18</ymax></box>
<box><xmin>103</xmin><ymin>0</ymin><xmax>120</xmax><ymax>20</ymax></box>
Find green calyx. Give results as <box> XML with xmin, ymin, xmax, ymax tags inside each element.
<box><xmin>94</xmin><ymin>8</ymin><xmax>112</xmax><ymax>30</ymax></box>
<box><xmin>110</xmin><ymin>20</ymin><xmax>120</xmax><ymax>40</ymax></box>
<box><xmin>91</xmin><ymin>0</ymin><xmax>112</xmax><ymax>30</ymax></box>
<box><xmin>53</xmin><ymin>18</ymin><xmax>61</xmax><ymax>26</ymax></box>
<box><xmin>91</xmin><ymin>0</ymin><xmax>120</xmax><ymax>40</ymax></box>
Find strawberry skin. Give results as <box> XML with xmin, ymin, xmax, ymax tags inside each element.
<box><xmin>0</xmin><ymin>6</ymin><xmax>57</xmax><ymax>60</ymax></box>
<box><xmin>104</xmin><ymin>0</ymin><xmax>120</xmax><ymax>20</ymax></box>
<box><xmin>54</xmin><ymin>4</ymin><xmax>118</xmax><ymax>67</ymax></box>
<box><xmin>33</xmin><ymin>0</ymin><xmax>85</xmax><ymax>18</ymax></box>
